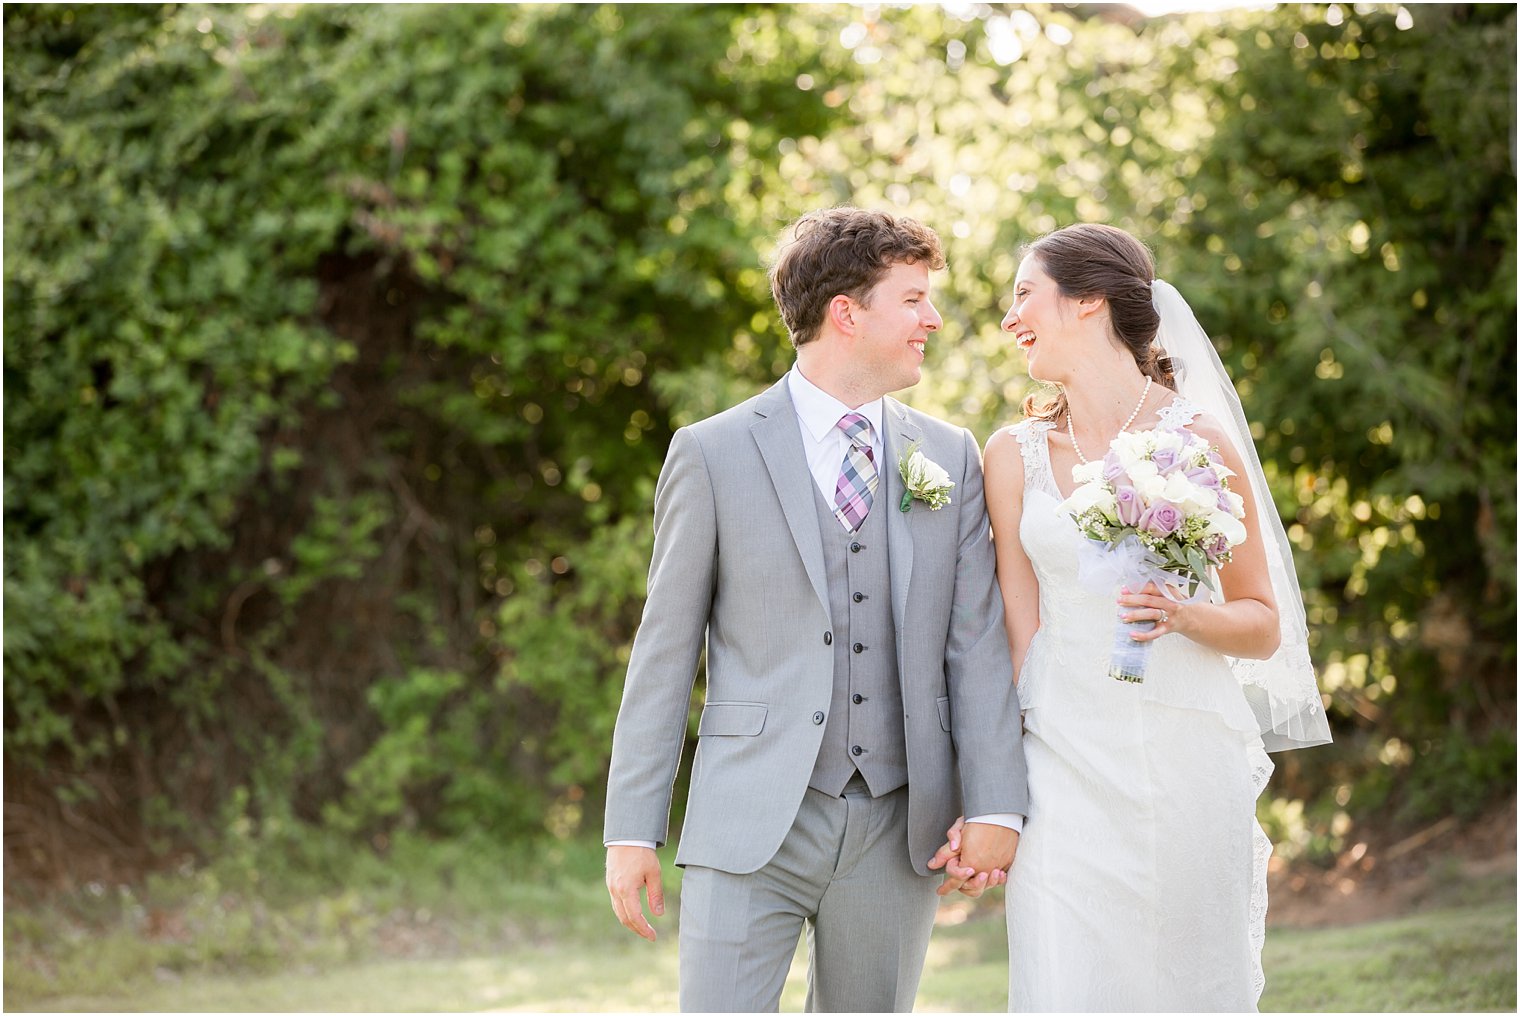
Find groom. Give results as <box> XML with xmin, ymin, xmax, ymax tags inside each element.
<box><xmin>604</xmin><ymin>207</ymin><xmax>1028</xmax><ymax>1012</ymax></box>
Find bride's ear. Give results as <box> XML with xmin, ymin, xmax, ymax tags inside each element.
<box><xmin>1074</xmin><ymin>294</ymin><xmax>1108</xmax><ymax>320</ymax></box>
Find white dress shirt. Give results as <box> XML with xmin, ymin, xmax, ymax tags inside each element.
<box><xmin>787</xmin><ymin>366</ymin><xmax>886</xmax><ymax>507</ymax></box>
<box><xmin>607</xmin><ymin>368</ymin><xmax>1021</xmax><ymax>848</ymax></box>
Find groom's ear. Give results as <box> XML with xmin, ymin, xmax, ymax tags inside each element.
<box><xmin>827</xmin><ymin>293</ymin><xmax>857</xmax><ymax>335</ymax></box>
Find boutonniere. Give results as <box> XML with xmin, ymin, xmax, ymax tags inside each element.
<box><xmin>897</xmin><ymin>441</ymin><xmax>955</xmax><ymax>512</ymax></box>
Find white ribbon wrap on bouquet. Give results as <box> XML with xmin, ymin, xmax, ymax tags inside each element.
<box><xmin>1075</xmin><ymin>533</ymin><xmax>1210</xmax><ymax>605</ymax></box>
<box><xmin>1152</xmin><ymin>279</ymin><xmax>1333</xmax><ymax>752</ymax></box>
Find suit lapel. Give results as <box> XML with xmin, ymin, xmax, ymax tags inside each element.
<box><xmin>751</xmin><ymin>373</ymin><xmax>831</xmax><ymax>618</ymax></box>
<box><xmin>882</xmin><ymin>397</ymin><xmax>920</xmax><ymax>647</ymax></box>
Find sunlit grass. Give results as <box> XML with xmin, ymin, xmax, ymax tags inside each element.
<box><xmin>8</xmin><ymin>856</ymin><xmax>1513</xmax><ymax>1013</ymax></box>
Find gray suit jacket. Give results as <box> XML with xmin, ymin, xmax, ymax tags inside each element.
<box><xmin>604</xmin><ymin>372</ymin><xmax>1027</xmax><ymax>875</ymax></box>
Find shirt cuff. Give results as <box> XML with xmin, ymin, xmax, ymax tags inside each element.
<box><xmin>965</xmin><ymin>813</ymin><xmax>1024</xmax><ymax>834</ymax></box>
<box><xmin>606</xmin><ymin>839</ymin><xmax>658</xmax><ymax>849</ymax></box>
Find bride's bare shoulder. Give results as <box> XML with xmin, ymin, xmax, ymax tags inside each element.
<box><xmin>984</xmin><ymin>420</ymin><xmax>1031</xmax><ymax>462</ymax></box>
<box><xmin>983</xmin><ymin>422</ymin><xmax>1030</xmax><ymax>494</ymax></box>
<box><xmin>1177</xmin><ymin>408</ymin><xmax>1233</xmax><ymax>449</ymax></box>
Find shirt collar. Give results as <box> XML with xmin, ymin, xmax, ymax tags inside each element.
<box><xmin>788</xmin><ymin>366</ymin><xmax>885</xmax><ymax>444</ymax></box>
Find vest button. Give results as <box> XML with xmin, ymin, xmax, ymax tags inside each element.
<box><xmin>852</xmin><ymin>693</ymin><xmax>864</xmax><ymax>704</ymax></box>
<box><xmin>853</xmin><ymin>592</ymin><xmax>864</xmax><ymax>603</ymax></box>
<box><xmin>813</xmin><ymin>711</ymin><xmax>825</xmax><ymax>725</ymax></box>
<box><xmin>850</xmin><ymin>542</ymin><xmax>862</xmax><ymax>553</ymax></box>
<box><xmin>824</xmin><ymin>632</ymin><xmax>833</xmax><ymax>645</ymax></box>
<box><xmin>853</xmin><ymin>642</ymin><xmax>864</xmax><ymax>654</ymax></box>
<box><xmin>851</xmin><ymin>745</ymin><xmax>864</xmax><ymax>756</ymax></box>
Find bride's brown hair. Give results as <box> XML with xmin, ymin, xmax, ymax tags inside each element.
<box><xmin>1019</xmin><ymin>224</ymin><xmax>1176</xmax><ymax>423</ymax></box>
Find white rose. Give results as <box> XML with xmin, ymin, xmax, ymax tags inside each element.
<box><xmin>1127</xmin><ymin>458</ymin><xmax>1159</xmax><ymax>484</ymax></box>
<box><xmin>909</xmin><ymin>450</ymin><xmax>951</xmax><ymax>488</ymax></box>
<box><xmin>1184</xmin><ymin>485</ymin><xmax>1220</xmax><ymax>514</ymax></box>
<box><xmin>1137</xmin><ymin>473</ymin><xmax>1167</xmax><ymax>501</ymax></box>
<box><xmin>1100</xmin><ymin>428</ymin><xmax>1136</xmax><ymax>459</ymax></box>
<box><xmin>1071</xmin><ymin>460</ymin><xmax>1105</xmax><ymax>485</ymax></box>
<box><xmin>1161</xmin><ymin>472</ymin><xmax>1198</xmax><ymax>504</ymax></box>
<box><xmin>1171</xmin><ymin>476</ymin><xmax>1219</xmax><ymax>514</ymax></box>
<box><xmin>1057</xmin><ymin>480</ymin><xmax>1110</xmax><ymax>517</ymax></box>
<box><xmin>1153</xmin><ymin>428</ymin><xmax>1187</xmax><ymax>455</ymax></box>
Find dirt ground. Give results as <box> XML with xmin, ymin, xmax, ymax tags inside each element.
<box><xmin>1265</xmin><ymin>795</ymin><xmax>1518</xmax><ymax>928</ymax></box>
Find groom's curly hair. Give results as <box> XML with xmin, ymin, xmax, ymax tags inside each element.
<box><xmin>769</xmin><ymin>207</ymin><xmax>945</xmax><ymax>349</ymax></box>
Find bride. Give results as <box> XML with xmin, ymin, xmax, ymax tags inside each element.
<box><xmin>958</xmin><ymin>224</ymin><xmax>1331</xmax><ymax>1011</ymax></box>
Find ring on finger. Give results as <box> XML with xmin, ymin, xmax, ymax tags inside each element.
<box><xmin>1159</xmin><ymin>610</ymin><xmax>1168</xmax><ymax>623</ymax></box>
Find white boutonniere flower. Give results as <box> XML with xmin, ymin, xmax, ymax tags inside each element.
<box><xmin>897</xmin><ymin>442</ymin><xmax>954</xmax><ymax>512</ymax></box>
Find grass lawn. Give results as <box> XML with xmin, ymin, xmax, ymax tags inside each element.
<box><xmin>6</xmin><ymin>842</ymin><xmax>1514</xmax><ymax>1013</ymax></box>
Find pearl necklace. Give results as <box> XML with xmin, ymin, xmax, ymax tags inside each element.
<box><xmin>1066</xmin><ymin>377</ymin><xmax>1152</xmax><ymax>465</ymax></box>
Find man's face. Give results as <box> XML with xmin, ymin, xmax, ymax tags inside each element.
<box><xmin>848</xmin><ymin>260</ymin><xmax>942</xmax><ymax>394</ymax></box>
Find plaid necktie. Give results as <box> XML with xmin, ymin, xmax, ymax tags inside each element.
<box><xmin>833</xmin><ymin>413</ymin><xmax>878</xmax><ymax>532</ymax></box>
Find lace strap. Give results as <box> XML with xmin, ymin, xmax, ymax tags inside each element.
<box><xmin>1011</xmin><ymin>419</ymin><xmax>1060</xmax><ymax>497</ymax></box>
<box><xmin>1155</xmin><ymin>396</ymin><xmax>1205</xmax><ymax>431</ymax></box>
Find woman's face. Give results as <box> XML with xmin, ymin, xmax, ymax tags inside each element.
<box><xmin>1002</xmin><ymin>257</ymin><xmax>1079</xmax><ymax>382</ymax></box>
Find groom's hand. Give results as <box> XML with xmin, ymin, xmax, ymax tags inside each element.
<box><xmin>927</xmin><ymin>815</ymin><xmax>966</xmax><ymax>869</ymax></box>
<box><xmin>959</xmin><ymin>821</ymin><xmax>1018</xmax><ymax>881</ymax></box>
<box><xmin>928</xmin><ymin>816</ymin><xmax>993</xmax><ymax>897</ymax></box>
<box><xmin>606</xmin><ymin>845</ymin><xmax>665</xmax><ymax>941</ymax></box>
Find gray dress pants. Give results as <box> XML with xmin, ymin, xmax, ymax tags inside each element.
<box><xmin>677</xmin><ymin>778</ymin><xmax>940</xmax><ymax>1013</ymax></box>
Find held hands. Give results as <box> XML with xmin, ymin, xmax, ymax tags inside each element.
<box><xmin>606</xmin><ymin>845</ymin><xmax>665</xmax><ymax>941</ymax></box>
<box><xmin>927</xmin><ymin>817</ymin><xmax>1018</xmax><ymax>898</ymax></box>
<box><xmin>1118</xmin><ymin>581</ymin><xmax>1190</xmax><ymax>643</ymax></box>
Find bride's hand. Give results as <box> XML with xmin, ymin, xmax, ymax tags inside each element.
<box><xmin>1118</xmin><ymin>582</ymin><xmax>1187</xmax><ymax>642</ymax></box>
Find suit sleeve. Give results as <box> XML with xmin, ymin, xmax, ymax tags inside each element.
<box><xmin>945</xmin><ymin>427</ymin><xmax>1030</xmax><ymax>818</ymax></box>
<box><xmin>603</xmin><ymin>426</ymin><xmax>718</xmax><ymax>846</ymax></box>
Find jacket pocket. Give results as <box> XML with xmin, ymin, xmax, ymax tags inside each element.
<box><xmin>935</xmin><ymin>695</ymin><xmax>952</xmax><ymax>732</ymax></box>
<box><xmin>697</xmin><ymin>701</ymin><xmax>767</xmax><ymax>737</ymax></box>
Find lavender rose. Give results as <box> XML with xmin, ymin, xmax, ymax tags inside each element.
<box><xmin>1186</xmin><ymin>465</ymin><xmax>1221</xmax><ymax>489</ymax></box>
<box><xmin>1207</xmin><ymin>533</ymin><xmax>1231</xmax><ymax>559</ymax></box>
<box><xmin>1139</xmin><ymin>500</ymin><xmax>1184</xmax><ymax>537</ymax></box>
<box><xmin>1113</xmin><ymin>483</ymin><xmax>1143</xmax><ymax>527</ymax></box>
<box><xmin>1102</xmin><ymin>452</ymin><xmax>1127</xmax><ymax>483</ymax></box>
<box><xmin>1151</xmin><ymin>448</ymin><xmax>1182</xmax><ymax>473</ymax></box>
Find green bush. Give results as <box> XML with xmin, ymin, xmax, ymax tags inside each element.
<box><xmin>4</xmin><ymin>4</ymin><xmax>1512</xmax><ymax>878</ymax></box>
<box><xmin>3</xmin><ymin>3</ymin><xmax>843</xmax><ymax>863</ymax></box>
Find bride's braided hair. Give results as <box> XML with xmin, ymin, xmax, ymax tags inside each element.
<box><xmin>1019</xmin><ymin>224</ymin><xmax>1176</xmax><ymax>424</ymax></box>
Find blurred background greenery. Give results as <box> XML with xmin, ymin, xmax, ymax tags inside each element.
<box><xmin>4</xmin><ymin>2</ymin><xmax>1515</xmax><ymax>1010</ymax></box>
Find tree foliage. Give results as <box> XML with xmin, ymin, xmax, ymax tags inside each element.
<box><xmin>4</xmin><ymin>2</ymin><xmax>1512</xmax><ymax>878</ymax></box>
<box><xmin>4</xmin><ymin>3</ymin><xmax>842</xmax><ymax>871</ymax></box>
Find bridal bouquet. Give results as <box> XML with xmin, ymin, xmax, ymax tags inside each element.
<box><xmin>1057</xmin><ymin>426</ymin><xmax>1248</xmax><ymax>683</ymax></box>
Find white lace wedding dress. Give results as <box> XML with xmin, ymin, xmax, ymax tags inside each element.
<box><xmin>1005</xmin><ymin>403</ymin><xmax>1274</xmax><ymax>1013</ymax></box>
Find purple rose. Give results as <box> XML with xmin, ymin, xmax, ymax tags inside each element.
<box><xmin>1113</xmin><ymin>483</ymin><xmax>1143</xmax><ymax>527</ymax></box>
<box><xmin>1102</xmin><ymin>451</ymin><xmax>1127</xmax><ymax>483</ymax></box>
<box><xmin>1207</xmin><ymin>533</ymin><xmax>1231</xmax><ymax>559</ymax></box>
<box><xmin>1139</xmin><ymin>499</ymin><xmax>1184</xmax><ymax>537</ymax></box>
<box><xmin>1151</xmin><ymin>448</ymin><xmax>1181</xmax><ymax>473</ymax></box>
<box><xmin>1217</xmin><ymin>489</ymin><xmax>1234</xmax><ymax>513</ymax></box>
<box><xmin>1186</xmin><ymin>465</ymin><xmax>1221</xmax><ymax>488</ymax></box>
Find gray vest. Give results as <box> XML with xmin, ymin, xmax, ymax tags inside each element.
<box><xmin>808</xmin><ymin>483</ymin><xmax>908</xmax><ymax>797</ymax></box>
